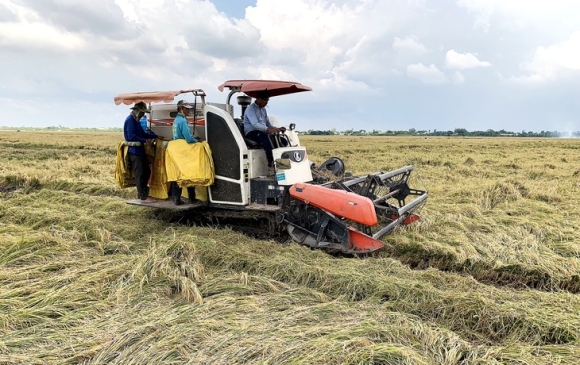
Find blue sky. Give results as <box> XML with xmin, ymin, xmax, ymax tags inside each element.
<box><xmin>210</xmin><ymin>0</ymin><xmax>255</xmax><ymax>19</ymax></box>
<box><xmin>1</xmin><ymin>0</ymin><xmax>579</xmax><ymax>133</ymax></box>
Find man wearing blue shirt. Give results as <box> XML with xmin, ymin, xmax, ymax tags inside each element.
<box><xmin>140</xmin><ymin>115</ymin><xmax>148</xmax><ymax>132</ymax></box>
<box><xmin>172</xmin><ymin>100</ymin><xmax>199</xmax><ymax>143</ymax></box>
<box><xmin>244</xmin><ymin>90</ymin><xmax>286</xmax><ymax>173</ymax></box>
<box><xmin>123</xmin><ymin>101</ymin><xmax>158</xmax><ymax>203</ymax></box>
<box><xmin>170</xmin><ymin>100</ymin><xmax>201</xmax><ymax>205</ymax></box>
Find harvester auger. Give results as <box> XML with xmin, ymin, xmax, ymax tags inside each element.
<box><xmin>115</xmin><ymin>80</ymin><xmax>428</xmax><ymax>255</ymax></box>
<box><xmin>283</xmin><ymin>164</ymin><xmax>428</xmax><ymax>254</ymax></box>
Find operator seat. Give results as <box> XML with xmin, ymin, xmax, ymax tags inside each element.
<box><xmin>236</xmin><ymin>95</ymin><xmax>260</xmax><ymax>148</ymax></box>
<box><xmin>234</xmin><ymin>118</ymin><xmax>259</xmax><ymax>148</ymax></box>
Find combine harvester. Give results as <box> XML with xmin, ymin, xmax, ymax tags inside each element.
<box><xmin>115</xmin><ymin>80</ymin><xmax>428</xmax><ymax>254</ymax></box>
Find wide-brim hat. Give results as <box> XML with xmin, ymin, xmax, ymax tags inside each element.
<box><xmin>177</xmin><ymin>100</ymin><xmax>194</xmax><ymax>109</ymax></box>
<box><xmin>131</xmin><ymin>101</ymin><xmax>150</xmax><ymax>113</ymax></box>
<box><xmin>255</xmin><ymin>90</ymin><xmax>270</xmax><ymax>99</ymax></box>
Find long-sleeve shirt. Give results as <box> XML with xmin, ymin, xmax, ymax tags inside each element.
<box><xmin>124</xmin><ymin>114</ymin><xmax>157</xmax><ymax>156</ymax></box>
<box><xmin>140</xmin><ymin>116</ymin><xmax>148</xmax><ymax>131</ymax></box>
<box><xmin>172</xmin><ymin>113</ymin><xmax>198</xmax><ymax>143</ymax></box>
<box><xmin>243</xmin><ymin>102</ymin><xmax>275</xmax><ymax>135</ymax></box>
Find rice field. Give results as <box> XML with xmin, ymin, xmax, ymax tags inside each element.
<box><xmin>1</xmin><ymin>131</ymin><xmax>580</xmax><ymax>364</ymax></box>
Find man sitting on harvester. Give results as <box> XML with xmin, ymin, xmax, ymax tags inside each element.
<box><xmin>243</xmin><ymin>90</ymin><xmax>287</xmax><ymax>175</ymax></box>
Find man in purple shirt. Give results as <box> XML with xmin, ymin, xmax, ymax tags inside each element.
<box><xmin>123</xmin><ymin>101</ymin><xmax>158</xmax><ymax>203</ymax></box>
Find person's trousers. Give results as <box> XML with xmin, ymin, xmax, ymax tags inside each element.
<box><xmin>170</xmin><ymin>181</ymin><xmax>196</xmax><ymax>203</ymax></box>
<box><xmin>246</xmin><ymin>130</ymin><xmax>274</xmax><ymax>167</ymax></box>
<box><xmin>129</xmin><ymin>152</ymin><xmax>150</xmax><ymax>200</ymax></box>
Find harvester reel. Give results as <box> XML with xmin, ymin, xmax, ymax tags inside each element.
<box><xmin>318</xmin><ymin>157</ymin><xmax>345</xmax><ymax>176</ymax></box>
<box><xmin>312</xmin><ymin>157</ymin><xmax>347</xmax><ymax>184</ymax></box>
<box><xmin>390</xmin><ymin>182</ymin><xmax>411</xmax><ymax>205</ymax></box>
<box><xmin>323</xmin><ymin>165</ymin><xmax>428</xmax><ymax>242</ymax></box>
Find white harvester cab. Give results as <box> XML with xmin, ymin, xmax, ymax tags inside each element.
<box><xmin>118</xmin><ymin>80</ymin><xmax>313</xmax><ymax>207</ymax></box>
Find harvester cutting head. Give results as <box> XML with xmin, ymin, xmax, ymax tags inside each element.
<box><xmin>283</xmin><ymin>163</ymin><xmax>428</xmax><ymax>254</ymax></box>
<box><xmin>334</xmin><ymin>165</ymin><xmax>428</xmax><ymax>240</ymax></box>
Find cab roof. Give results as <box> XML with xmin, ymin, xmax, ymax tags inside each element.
<box><xmin>218</xmin><ymin>80</ymin><xmax>312</xmax><ymax>98</ymax></box>
<box><xmin>114</xmin><ymin>89</ymin><xmax>205</xmax><ymax>106</ymax></box>
<box><xmin>114</xmin><ymin>80</ymin><xmax>312</xmax><ymax>106</ymax></box>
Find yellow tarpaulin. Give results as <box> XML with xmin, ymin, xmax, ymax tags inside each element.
<box><xmin>165</xmin><ymin>140</ymin><xmax>215</xmax><ymax>187</ymax></box>
<box><xmin>115</xmin><ymin>141</ymin><xmax>135</xmax><ymax>188</ymax></box>
<box><xmin>116</xmin><ymin>139</ymin><xmax>213</xmax><ymax>202</ymax></box>
<box><xmin>149</xmin><ymin>141</ymin><xmax>169</xmax><ymax>199</ymax></box>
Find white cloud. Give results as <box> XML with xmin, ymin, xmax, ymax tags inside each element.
<box><xmin>252</xmin><ymin>67</ymin><xmax>295</xmax><ymax>81</ymax></box>
<box><xmin>0</xmin><ymin>97</ymin><xmax>36</xmax><ymax>113</ymax></box>
<box><xmin>0</xmin><ymin>0</ymin><xmax>579</xmax><ymax>133</ymax></box>
<box><xmin>392</xmin><ymin>36</ymin><xmax>427</xmax><ymax>54</ymax></box>
<box><xmin>0</xmin><ymin>21</ymin><xmax>86</xmax><ymax>50</ymax></box>
<box><xmin>457</xmin><ymin>0</ymin><xmax>580</xmax><ymax>32</ymax></box>
<box><xmin>245</xmin><ymin>0</ymin><xmax>356</xmax><ymax>71</ymax></box>
<box><xmin>456</xmin><ymin>0</ymin><xmax>496</xmax><ymax>31</ymax></box>
<box><xmin>452</xmin><ymin>71</ymin><xmax>466</xmax><ymax>84</ymax></box>
<box><xmin>114</xmin><ymin>0</ymin><xmax>139</xmax><ymax>23</ymax></box>
<box><xmin>0</xmin><ymin>0</ymin><xmax>87</xmax><ymax>50</ymax></box>
<box><xmin>445</xmin><ymin>50</ymin><xmax>491</xmax><ymax>69</ymax></box>
<box><xmin>514</xmin><ymin>31</ymin><xmax>580</xmax><ymax>83</ymax></box>
<box><xmin>0</xmin><ymin>2</ymin><xmax>17</xmax><ymax>22</ymax></box>
<box><xmin>406</xmin><ymin>63</ymin><xmax>448</xmax><ymax>84</ymax></box>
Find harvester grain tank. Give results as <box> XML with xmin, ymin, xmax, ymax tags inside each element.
<box><xmin>114</xmin><ymin>80</ymin><xmax>428</xmax><ymax>254</ymax></box>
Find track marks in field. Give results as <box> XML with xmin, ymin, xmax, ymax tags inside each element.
<box><xmin>383</xmin><ymin>241</ymin><xmax>580</xmax><ymax>294</ymax></box>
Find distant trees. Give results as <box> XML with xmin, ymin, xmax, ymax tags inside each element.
<box><xmin>306</xmin><ymin>129</ymin><xmax>335</xmax><ymax>135</ymax></box>
<box><xmin>1</xmin><ymin>125</ymin><xmax>576</xmax><ymax>138</ymax></box>
<box><xmin>299</xmin><ymin>128</ymin><xmax>580</xmax><ymax>138</ymax></box>
<box><xmin>0</xmin><ymin>126</ymin><xmax>123</xmax><ymax>132</ymax></box>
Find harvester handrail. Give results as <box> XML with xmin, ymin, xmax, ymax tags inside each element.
<box><xmin>398</xmin><ymin>192</ymin><xmax>428</xmax><ymax>215</ymax></box>
<box><xmin>373</xmin><ymin>189</ymin><xmax>400</xmax><ymax>204</ymax></box>
<box><xmin>371</xmin><ymin>193</ymin><xmax>428</xmax><ymax>239</ymax></box>
<box><xmin>342</xmin><ymin>165</ymin><xmax>415</xmax><ymax>187</ymax></box>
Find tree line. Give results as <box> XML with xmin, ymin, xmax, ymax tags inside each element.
<box><xmin>1</xmin><ymin>126</ymin><xmax>576</xmax><ymax>138</ymax></box>
<box><xmin>0</xmin><ymin>126</ymin><xmax>123</xmax><ymax>132</ymax></box>
<box><xmin>302</xmin><ymin>128</ymin><xmax>576</xmax><ymax>138</ymax></box>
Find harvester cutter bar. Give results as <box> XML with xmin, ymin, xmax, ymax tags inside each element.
<box><xmin>371</xmin><ymin>193</ymin><xmax>428</xmax><ymax>239</ymax></box>
<box><xmin>338</xmin><ymin>165</ymin><xmax>426</xmax><ymax>205</ymax></box>
<box><xmin>327</xmin><ymin>165</ymin><xmax>428</xmax><ymax>239</ymax></box>
<box><xmin>340</xmin><ymin>165</ymin><xmax>415</xmax><ymax>189</ymax></box>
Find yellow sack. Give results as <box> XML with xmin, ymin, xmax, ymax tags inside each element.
<box><xmin>165</xmin><ymin>140</ymin><xmax>215</xmax><ymax>187</ymax></box>
<box><xmin>115</xmin><ymin>141</ymin><xmax>135</xmax><ymax>188</ymax></box>
<box><xmin>182</xmin><ymin>186</ymin><xmax>209</xmax><ymax>202</ymax></box>
<box><xmin>149</xmin><ymin>140</ymin><xmax>169</xmax><ymax>199</ymax></box>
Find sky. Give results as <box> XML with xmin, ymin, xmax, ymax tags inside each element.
<box><xmin>0</xmin><ymin>0</ymin><xmax>579</xmax><ymax>133</ymax></box>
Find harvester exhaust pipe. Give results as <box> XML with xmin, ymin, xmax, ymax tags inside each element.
<box><xmin>237</xmin><ymin>95</ymin><xmax>252</xmax><ymax>119</ymax></box>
